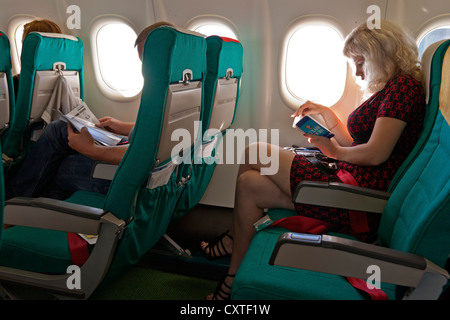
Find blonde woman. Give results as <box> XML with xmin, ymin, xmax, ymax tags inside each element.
<box><xmin>202</xmin><ymin>20</ymin><xmax>426</xmax><ymax>300</ymax></box>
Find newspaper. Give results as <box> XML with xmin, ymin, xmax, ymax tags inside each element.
<box><xmin>60</xmin><ymin>105</ymin><xmax>126</xmax><ymax>146</ymax></box>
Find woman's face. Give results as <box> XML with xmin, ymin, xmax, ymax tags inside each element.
<box><xmin>352</xmin><ymin>55</ymin><xmax>365</xmax><ymax>81</ymax></box>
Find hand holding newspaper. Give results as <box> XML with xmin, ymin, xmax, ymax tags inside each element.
<box><xmin>60</xmin><ymin>105</ymin><xmax>126</xmax><ymax>146</ymax></box>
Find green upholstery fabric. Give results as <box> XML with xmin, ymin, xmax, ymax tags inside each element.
<box><xmin>0</xmin><ymin>192</ymin><xmax>103</xmax><ymax>274</ymax></box>
<box><xmin>233</xmin><ymin>40</ymin><xmax>450</xmax><ymax>300</ymax></box>
<box><xmin>0</xmin><ymin>27</ymin><xmax>207</xmax><ymax>278</ymax></box>
<box><xmin>0</xmin><ymin>227</ymin><xmax>71</xmax><ymax>274</ymax></box>
<box><xmin>232</xmin><ymin>222</ymin><xmax>397</xmax><ymax>300</ymax></box>
<box><xmin>378</xmin><ymin>110</ymin><xmax>450</xmax><ymax>266</ymax></box>
<box><xmin>172</xmin><ymin>36</ymin><xmax>243</xmax><ymax>220</ymax></box>
<box><xmin>0</xmin><ymin>32</ymin><xmax>71</xmax><ymax>272</ymax></box>
<box><xmin>0</xmin><ymin>31</ymin><xmax>15</xmax><ymax>146</ymax></box>
<box><xmin>102</xmin><ymin>27</ymin><xmax>207</xmax><ymax>277</ymax></box>
<box><xmin>388</xmin><ymin>40</ymin><xmax>450</xmax><ymax>191</ymax></box>
<box><xmin>3</xmin><ymin>32</ymin><xmax>84</xmax><ymax>158</ymax></box>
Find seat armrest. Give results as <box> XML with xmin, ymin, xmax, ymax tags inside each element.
<box><xmin>4</xmin><ymin>197</ymin><xmax>107</xmax><ymax>235</ymax></box>
<box><xmin>270</xmin><ymin>232</ymin><xmax>449</xmax><ymax>299</ymax></box>
<box><xmin>91</xmin><ymin>162</ymin><xmax>118</xmax><ymax>180</ymax></box>
<box><xmin>294</xmin><ymin>181</ymin><xmax>391</xmax><ymax>213</ymax></box>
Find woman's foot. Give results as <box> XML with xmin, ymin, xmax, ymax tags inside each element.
<box><xmin>200</xmin><ymin>230</ymin><xmax>233</xmax><ymax>261</ymax></box>
<box><xmin>206</xmin><ymin>273</ymin><xmax>235</xmax><ymax>300</ymax></box>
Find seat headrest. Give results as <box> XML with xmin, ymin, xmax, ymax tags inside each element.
<box><xmin>0</xmin><ymin>31</ymin><xmax>12</xmax><ymax>71</ymax></box>
<box><xmin>21</xmin><ymin>32</ymin><xmax>84</xmax><ymax>72</ymax></box>
<box><xmin>143</xmin><ymin>26</ymin><xmax>207</xmax><ymax>84</ymax></box>
<box><xmin>206</xmin><ymin>36</ymin><xmax>243</xmax><ymax>79</ymax></box>
<box><xmin>421</xmin><ymin>40</ymin><xmax>447</xmax><ymax>103</ymax></box>
<box><xmin>439</xmin><ymin>45</ymin><xmax>450</xmax><ymax>124</ymax></box>
<box><xmin>30</xmin><ymin>32</ymin><xmax>79</xmax><ymax>42</ymax></box>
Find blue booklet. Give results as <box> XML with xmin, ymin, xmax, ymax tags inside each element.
<box><xmin>293</xmin><ymin>115</ymin><xmax>334</xmax><ymax>139</ymax></box>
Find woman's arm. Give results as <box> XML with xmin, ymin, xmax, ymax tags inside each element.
<box><xmin>306</xmin><ymin>116</ymin><xmax>407</xmax><ymax>166</ymax></box>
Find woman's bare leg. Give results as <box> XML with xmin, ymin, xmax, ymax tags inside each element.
<box><xmin>206</xmin><ymin>143</ymin><xmax>296</xmax><ymax>299</ymax></box>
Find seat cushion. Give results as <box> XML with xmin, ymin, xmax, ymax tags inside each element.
<box><xmin>65</xmin><ymin>190</ymin><xmax>106</xmax><ymax>209</ymax></box>
<box><xmin>232</xmin><ymin>209</ymin><xmax>398</xmax><ymax>300</ymax></box>
<box><xmin>0</xmin><ymin>226</ymin><xmax>72</xmax><ymax>274</ymax></box>
<box><xmin>0</xmin><ymin>192</ymin><xmax>106</xmax><ymax>274</ymax></box>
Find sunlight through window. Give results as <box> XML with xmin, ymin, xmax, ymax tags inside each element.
<box><xmin>193</xmin><ymin>23</ymin><xmax>238</xmax><ymax>40</ymax></box>
<box><xmin>96</xmin><ymin>23</ymin><xmax>143</xmax><ymax>98</ymax></box>
<box><xmin>285</xmin><ymin>25</ymin><xmax>346</xmax><ymax>106</ymax></box>
<box><xmin>418</xmin><ymin>27</ymin><xmax>450</xmax><ymax>58</ymax></box>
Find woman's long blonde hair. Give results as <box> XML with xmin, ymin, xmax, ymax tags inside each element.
<box><xmin>343</xmin><ymin>20</ymin><xmax>424</xmax><ymax>93</ymax></box>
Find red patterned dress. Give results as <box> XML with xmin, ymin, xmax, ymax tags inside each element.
<box><xmin>289</xmin><ymin>74</ymin><xmax>426</xmax><ymax>240</ymax></box>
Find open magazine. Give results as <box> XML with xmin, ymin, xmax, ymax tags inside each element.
<box><xmin>292</xmin><ymin>114</ymin><xmax>334</xmax><ymax>139</ymax></box>
<box><xmin>59</xmin><ymin>105</ymin><xmax>127</xmax><ymax>146</ymax></box>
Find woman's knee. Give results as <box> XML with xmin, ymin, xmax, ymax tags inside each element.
<box><xmin>236</xmin><ymin>169</ymin><xmax>294</xmax><ymax>210</ymax></box>
<box><xmin>236</xmin><ymin>169</ymin><xmax>261</xmax><ymax>194</ymax></box>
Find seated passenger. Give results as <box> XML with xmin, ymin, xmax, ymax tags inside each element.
<box><xmin>5</xmin><ymin>21</ymin><xmax>175</xmax><ymax>201</ymax></box>
<box><xmin>201</xmin><ymin>20</ymin><xmax>426</xmax><ymax>300</ymax></box>
<box><xmin>13</xmin><ymin>19</ymin><xmax>62</xmax><ymax>98</ymax></box>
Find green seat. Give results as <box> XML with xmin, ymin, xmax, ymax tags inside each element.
<box><xmin>232</xmin><ymin>40</ymin><xmax>450</xmax><ymax>300</ymax></box>
<box><xmin>0</xmin><ymin>26</ymin><xmax>207</xmax><ymax>299</ymax></box>
<box><xmin>0</xmin><ymin>31</ymin><xmax>15</xmax><ymax>147</ymax></box>
<box><xmin>172</xmin><ymin>36</ymin><xmax>243</xmax><ymax>220</ymax></box>
<box><xmin>3</xmin><ymin>32</ymin><xmax>84</xmax><ymax>159</ymax></box>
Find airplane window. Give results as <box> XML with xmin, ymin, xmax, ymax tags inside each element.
<box><xmin>95</xmin><ymin>22</ymin><xmax>144</xmax><ymax>98</ymax></box>
<box><xmin>418</xmin><ymin>27</ymin><xmax>450</xmax><ymax>58</ymax></box>
<box><xmin>284</xmin><ymin>24</ymin><xmax>346</xmax><ymax>107</ymax></box>
<box><xmin>8</xmin><ymin>16</ymin><xmax>34</xmax><ymax>74</ymax></box>
<box><xmin>13</xmin><ymin>23</ymin><xmax>26</xmax><ymax>64</ymax></box>
<box><xmin>193</xmin><ymin>23</ymin><xmax>238</xmax><ymax>40</ymax></box>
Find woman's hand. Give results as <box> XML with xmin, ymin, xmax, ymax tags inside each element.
<box><xmin>291</xmin><ymin>101</ymin><xmax>329</xmax><ymax>118</ymax></box>
<box><xmin>96</xmin><ymin>116</ymin><xmax>134</xmax><ymax>136</ymax></box>
<box><xmin>293</xmin><ymin>100</ymin><xmax>354</xmax><ymax>147</ymax></box>
<box><xmin>304</xmin><ymin>133</ymin><xmax>340</xmax><ymax>159</ymax></box>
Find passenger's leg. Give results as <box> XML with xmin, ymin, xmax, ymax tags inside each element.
<box><xmin>202</xmin><ymin>142</ymin><xmax>295</xmax><ymax>255</ymax></box>
<box><xmin>45</xmin><ymin>154</ymin><xmax>111</xmax><ymax>199</ymax></box>
<box><xmin>5</xmin><ymin>120</ymin><xmax>74</xmax><ymax>199</ymax></box>
<box><xmin>205</xmin><ymin>143</ymin><xmax>296</xmax><ymax>299</ymax></box>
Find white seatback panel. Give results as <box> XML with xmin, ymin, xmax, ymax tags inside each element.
<box><xmin>30</xmin><ymin>70</ymin><xmax>80</xmax><ymax>123</ymax></box>
<box><xmin>208</xmin><ymin>77</ymin><xmax>238</xmax><ymax>133</ymax></box>
<box><xmin>0</xmin><ymin>72</ymin><xmax>10</xmax><ymax>131</ymax></box>
<box><xmin>156</xmin><ymin>81</ymin><xmax>202</xmax><ymax>163</ymax></box>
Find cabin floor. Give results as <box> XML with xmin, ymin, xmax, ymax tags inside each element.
<box><xmin>90</xmin><ymin>204</ymin><xmax>234</xmax><ymax>300</ymax></box>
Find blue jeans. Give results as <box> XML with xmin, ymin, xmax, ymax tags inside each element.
<box><xmin>6</xmin><ymin>120</ymin><xmax>112</xmax><ymax>200</ymax></box>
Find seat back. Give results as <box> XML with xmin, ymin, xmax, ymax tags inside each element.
<box><xmin>378</xmin><ymin>40</ymin><xmax>450</xmax><ymax>268</ymax></box>
<box><xmin>103</xmin><ymin>27</ymin><xmax>207</xmax><ymax>274</ymax></box>
<box><xmin>172</xmin><ymin>36</ymin><xmax>243</xmax><ymax>219</ymax></box>
<box><xmin>3</xmin><ymin>32</ymin><xmax>84</xmax><ymax>158</ymax></box>
<box><xmin>388</xmin><ymin>39</ymin><xmax>450</xmax><ymax>191</ymax></box>
<box><xmin>203</xmin><ymin>36</ymin><xmax>243</xmax><ymax>136</ymax></box>
<box><xmin>0</xmin><ymin>31</ymin><xmax>15</xmax><ymax>146</ymax></box>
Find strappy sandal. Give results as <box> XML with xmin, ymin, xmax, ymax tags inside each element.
<box><xmin>201</xmin><ymin>230</ymin><xmax>233</xmax><ymax>261</ymax></box>
<box><xmin>209</xmin><ymin>273</ymin><xmax>235</xmax><ymax>300</ymax></box>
